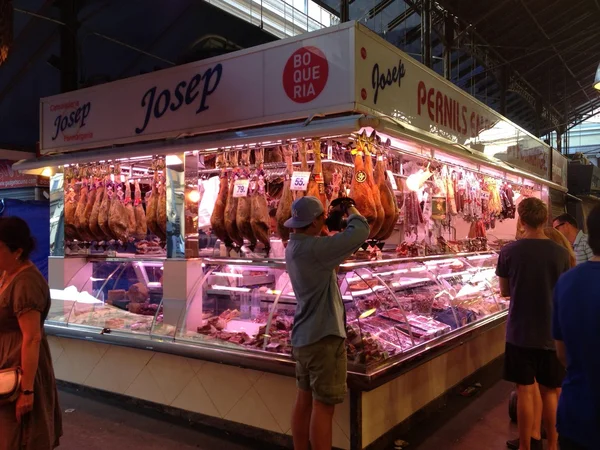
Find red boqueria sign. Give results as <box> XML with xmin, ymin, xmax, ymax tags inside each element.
<box><xmin>283</xmin><ymin>46</ymin><xmax>329</xmax><ymax>103</ymax></box>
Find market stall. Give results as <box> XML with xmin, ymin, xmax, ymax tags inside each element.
<box><xmin>15</xmin><ymin>22</ymin><xmax>566</xmax><ymax>450</ymax></box>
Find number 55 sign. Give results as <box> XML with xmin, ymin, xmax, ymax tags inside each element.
<box><xmin>290</xmin><ymin>171</ymin><xmax>311</xmax><ymax>191</ymax></box>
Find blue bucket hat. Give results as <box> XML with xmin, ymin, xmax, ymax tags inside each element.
<box><xmin>284</xmin><ymin>196</ymin><xmax>324</xmax><ymax>228</ymax></box>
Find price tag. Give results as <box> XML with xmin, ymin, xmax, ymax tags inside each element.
<box><xmin>290</xmin><ymin>171</ymin><xmax>310</xmax><ymax>191</ymax></box>
<box><xmin>233</xmin><ymin>179</ymin><xmax>250</xmax><ymax>197</ymax></box>
<box><xmin>386</xmin><ymin>170</ymin><xmax>398</xmax><ymax>190</ymax></box>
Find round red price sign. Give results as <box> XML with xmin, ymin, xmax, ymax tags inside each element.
<box><xmin>283</xmin><ymin>46</ymin><xmax>329</xmax><ymax>104</ymax></box>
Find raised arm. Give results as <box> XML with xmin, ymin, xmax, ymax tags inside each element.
<box><xmin>313</xmin><ymin>206</ymin><xmax>370</xmax><ymax>270</ymax></box>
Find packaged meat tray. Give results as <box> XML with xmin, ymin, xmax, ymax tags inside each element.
<box><xmin>433</xmin><ymin>307</ymin><xmax>477</xmax><ymax>330</ymax></box>
<box><xmin>380</xmin><ymin>309</ymin><xmax>451</xmax><ymax>340</ymax></box>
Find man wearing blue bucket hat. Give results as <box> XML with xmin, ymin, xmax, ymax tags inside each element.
<box><xmin>285</xmin><ymin>196</ymin><xmax>369</xmax><ymax>450</ymax></box>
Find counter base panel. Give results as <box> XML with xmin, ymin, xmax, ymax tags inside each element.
<box><xmin>360</xmin><ymin>321</ymin><xmax>506</xmax><ymax>448</ymax></box>
<box><xmin>47</xmin><ymin>335</ymin><xmax>351</xmax><ymax>449</ymax></box>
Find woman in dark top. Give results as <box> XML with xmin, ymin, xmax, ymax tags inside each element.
<box><xmin>0</xmin><ymin>217</ymin><xmax>62</xmax><ymax>449</ymax></box>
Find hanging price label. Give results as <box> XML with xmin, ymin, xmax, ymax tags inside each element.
<box><xmin>386</xmin><ymin>170</ymin><xmax>398</xmax><ymax>190</ymax></box>
<box><xmin>290</xmin><ymin>171</ymin><xmax>311</xmax><ymax>191</ymax></box>
<box><xmin>233</xmin><ymin>179</ymin><xmax>250</xmax><ymax>197</ymax></box>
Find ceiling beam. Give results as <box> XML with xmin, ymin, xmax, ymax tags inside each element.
<box><xmin>117</xmin><ymin>3</ymin><xmax>192</xmax><ymax>79</ymax></box>
<box><xmin>518</xmin><ymin>0</ymin><xmax>592</xmax><ymax>104</ymax></box>
<box><xmin>387</xmin><ymin>5</ymin><xmax>415</xmax><ymax>32</ymax></box>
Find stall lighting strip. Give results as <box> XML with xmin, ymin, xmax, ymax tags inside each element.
<box><xmin>346</xmin><ymin>268</ymin><xmax>410</xmax><ymax>282</ymax></box>
<box><xmin>437</xmin><ymin>270</ymin><xmax>472</xmax><ymax>279</ymax></box>
<box><xmin>423</xmin><ymin>258</ymin><xmax>460</xmax><ymax>266</ymax></box>
<box><xmin>466</xmin><ymin>254</ymin><xmax>496</xmax><ymax>261</ymax></box>
<box><xmin>350</xmin><ymin>285</ymin><xmax>386</xmax><ymax>297</ymax></box>
<box><xmin>391</xmin><ymin>278</ymin><xmax>431</xmax><ymax>287</ymax></box>
<box><xmin>211</xmin><ymin>285</ymin><xmax>251</xmax><ymax>293</ymax></box>
<box><xmin>212</xmin><ymin>272</ymin><xmax>244</xmax><ymax>278</ymax></box>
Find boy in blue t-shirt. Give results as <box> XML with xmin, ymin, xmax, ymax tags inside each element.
<box><xmin>553</xmin><ymin>204</ymin><xmax>600</xmax><ymax>450</ymax></box>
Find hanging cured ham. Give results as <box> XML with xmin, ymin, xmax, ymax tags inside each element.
<box><xmin>210</xmin><ymin>153</ymin><xmax>231</xmax><ymax>249</ymax></box>
<box><xmin>224</xmin><ymin>151</ymin><xmax>244</xmax><ymax>249</ymax></box>
<box><xmin>108</xmin><ymin>181</ymin><xmax>129</xmax><ymax>243</ymax></box>
<box><xmin>80</xmin><ymin>175</ymin><xmax>98</xmax><ymax>241</ymax></box>
<box><xmin>350</xmin><ymin>133</ymin><xmax>377</xmax><ymax>235</ymax></box>
<box><xmin>133</xmin><ymin>180</ymin><xmax>147</xmax><ymax>240</ymax></box>
<box><xmin>295</xmin><ymin>142</ymin><xmax>309</xmax><ymax>200</ymax></box>
<box><xmin>146</xmin><ymin>162</ymin><xmax>164</xmax><ymax>240</ymax></box>
<box><xmin>306</xmin><ymin>139</ymin><xmax>327</xmax><ymax>211</ymax></box>
<box><xmin>374</xmin><ymin>142</ymin><xmax>399</xmax><ymax>241</ymax></box>
<box><xmin>364</xmin><ymin>133</ymin><xmax>384</xmax><ymax>239</ymax></box>
<box><xmin>89</xmin><ymin>177</ymin><xmax>105</xmax><ymax>241</ymax></box>
<box><xmin>236</xmin><ymin>147</ymin><xmax>257</xmax><ymax>249</ymax></box>
<box><xmin>157</xmin><ymin>158</ymin><xmax>167</xmax><ymax>237</ymax></box>
<box><xmin>276</xmin><ymin>145</ymin><xmax>294</xmax><ymax>243</ymax></box>
<box><xmin>73</xmin><ymin>171</ymin><xmax>89</xmax><ymax>240</ymax></box>
<box><xmin>98</xmin><ymin>177</ymin><xmax>114</xmax><ymax>240</ymax></box>
<box><xmin>250</xmin><ymin>148</ymin><xmax>271</xmax><ymax>256</ymax></box>
<box><xmin>124</xmin><ymin>180</ymin><xmax>136</xmax><ymax>239</ymax></box>
<box><xmin>64</xmin><ymin>174</ymin><xmax>79</xmax><ymax>240</ymax></box>
<box><xmin>157</xmin><ymin>180</ymin><xmax>167</xmax><ymax>237</ymax></box>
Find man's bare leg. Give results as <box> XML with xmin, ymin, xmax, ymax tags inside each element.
<box><xmin>292</xmin><ymin>389</ymin><xmax>312</xmax><ymax>450</ymax></box>
<box><xmin>539</xmin><ymin>385</ymin><xmax>560</xmax><ymax>450</ymax></box>
<box><xmin>309</xmin><ymin>399</ymin><xmax>335</xmax><ymax>450</ymax></box>
<box><xmin>517</xmin><ymin>384</ymin><xmax>536</xmax><ymax>450</ymax></box>
<box><xmin>531</xmin><ymin>382</ymin><xmax>542</xmax><ymax>441</ymax></box>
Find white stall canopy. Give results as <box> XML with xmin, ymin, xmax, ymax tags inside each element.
<box><xmin>18</xmin><ymin>21</ymin><xmax>565</xmax><ymax>189</ymax></box>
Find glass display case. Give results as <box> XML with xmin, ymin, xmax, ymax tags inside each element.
<box><xmin>170</xmin><ymin>250</ymin><xmax>503</xmax><ymax>374</ymax></box>
<box><xmin>47</xmin><ymin>251</ymin><xmax>503</xmax><ymax>375</ymax></box>
<box><xmin>47</xmin><ymin>259</ymin><xmax>171</xmax><ymax>336</ymax></box>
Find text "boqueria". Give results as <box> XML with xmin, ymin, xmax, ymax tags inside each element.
<box><xmin>135</xmin><ymin>64</ymin><xmax>223</xmax><ymax>134</ymax></box>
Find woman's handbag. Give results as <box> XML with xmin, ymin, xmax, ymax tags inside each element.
<box><xmin>0</xmin><ymin>367</ymin><xmax>22</xmax><ymax>404</ymax></box>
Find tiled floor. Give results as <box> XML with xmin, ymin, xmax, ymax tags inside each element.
<box><xmin>58</xmin><ymin>389</ymin><xmax>271</xmax><ymax>450</ymax></box>
<box><xmin>412</xmin><ymin>380</ymin><xmax>517</xmax><ymax>450</ymax></box>
<box><xmin>57</xmin><ymin>380</ymin><xmax>517</xmax><ymax>450</ymax></box>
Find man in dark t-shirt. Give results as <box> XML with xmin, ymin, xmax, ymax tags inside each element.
<box><xmin>496</xmin><ymin>198</ymin><xmax>571</xmax><ymax>450</ymax></box>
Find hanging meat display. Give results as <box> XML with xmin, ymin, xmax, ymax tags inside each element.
<box><xmin>98</xmin><ymin>176</ymin><xmax>114</xmax><ymax>240</ymax></box>
<box><xmin>211</xmin><ymin>153</ymin><xmax>232</xmax><ymax>250</ymax></box>
<box><xmin>350</xmin><ymin>132</ymin><xmax>377</xmax><ymax>237</ymax></box>
<box><xmin>89</xmin><ymin>173</ymin><xmax>106</xmax><ymax>241</ymax></box>
<box><xmin>373</xmin><ymin>139</ymin><xmax>399</xmax><ymax>241</ymax></box>
<box><xmin>364</xmin><ymin>132</ymin><xmax>385</xmax><ymax>240</ymax></box>
<box><xmin>306</xmin><ymin>139</ymin><xmax>327</xmax><ymax>211</ymax></box>
<box><xmin>133</xmin><ymin>179</ymin><xmax>147</xmax><ymax>240</ymax></box>
<box><xmin>79</xmin><ymin>169</ymin><xmax>98</xmax><ymax>241</ymax></box>
<box><xmin>224</xmin><ymin>151</ymin><xmax>244</xmax><ymax>249</ymax></box>
<box><xmin>250</xmin><ymin>147</ymin><xmax>271</xmax><ymax>256</ymax></box>
<box><xmin>64</xmin><ymin>171</ymin><xmax>79</xmax><ymax>241</ymax></box>
<box><xmin>236</xmin><ymin>147</ymin><xmax>257</xmax><ymax>249</ymax></box>
<box><xmin>74</xmin><ymin>168</ymin><xmax>90</xmax><ymax>241</ymax></box>
<box><xmin>124</xmin><ymin>179</ymin><xmax>137</xmax><ymax>240</ymax></box>
<box><xmin>276</xmin><ymin>145</ymin><xmax>294</xmax><ymax>244</ymax></box>
<box><xmin>157</xmin><ymin>158</ymin><xmax>168</xmax><ymax>237</ymax></box>
<box><xmin>108</xmin><ymin>166</ymin><xmax>130</xmax><ymax>243</ymax></box>
<box><xmin>146</xmin><ymin>161</ymin><xmax>163</xmax><ymax>240</ymax></box>
<box><xmin>296</xmin><ymin>142</ymin><xmax>309</xmax><ymax>200</ymax></box>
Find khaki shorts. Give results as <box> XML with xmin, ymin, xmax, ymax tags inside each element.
<box><xmin>292</xmin><ymin>335</ymin><xmax>347</xmax><ymax>405</ymax></box>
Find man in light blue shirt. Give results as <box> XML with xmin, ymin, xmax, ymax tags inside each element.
<box><xmin>285</xmin><ymin>196</ymin><xmax>369</xmax><ymax>450</ymax></box>
<box><xmin>553</xmin><ymin>213</ymin><xmax>594</xmax><ymax>265</ymax></box>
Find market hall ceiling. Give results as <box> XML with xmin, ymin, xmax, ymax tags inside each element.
<box><xmin>314</xmin><ymin>0</ymin><xmax>600</xmax><ymax>137</ymax></box>
<box><xmin>1</xmin><ymin>0</ymin><xmax>600</xmax><ymax>151</ymax></box>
